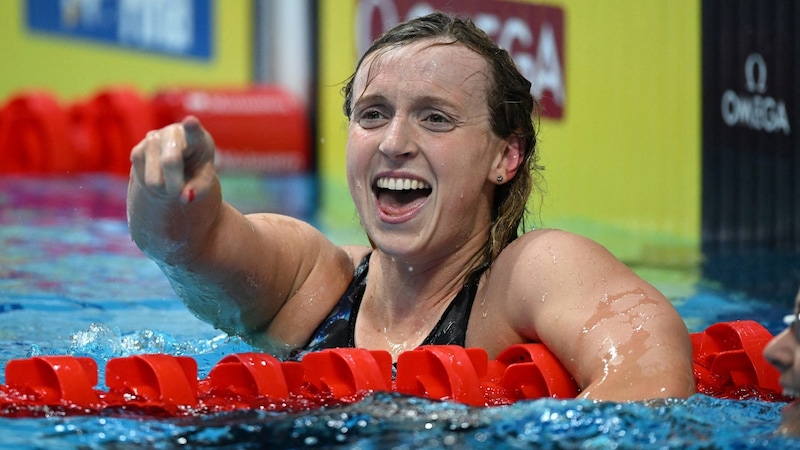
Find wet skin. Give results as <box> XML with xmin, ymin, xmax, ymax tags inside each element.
<box><xmin>764</xmin><ymin>287</ymin><xmax>800</xmax><ymax>435</ymax></box>
<box><xmin>127</xmin><ymin>38</ymin><xmax>695</xmax><ymax>402</ymax></box>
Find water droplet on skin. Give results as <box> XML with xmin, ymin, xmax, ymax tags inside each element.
<box><xmin>541</xmin><ymin>292</ymin><xmax>548</xmax><ymax>302</ymax></box>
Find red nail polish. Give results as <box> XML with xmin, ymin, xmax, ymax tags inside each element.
<box><xmin>186</xmin><ymin>189</ymin><xmax>195</xmax><ymax>203</ymax></box>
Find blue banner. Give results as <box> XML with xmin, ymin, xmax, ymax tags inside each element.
<box><xmin>26</xmin><ymin>0</ymin><xmax>213</xmax><ymax>60</ymax></box>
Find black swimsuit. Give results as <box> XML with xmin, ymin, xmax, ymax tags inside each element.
<box><xmin>297</xmin><ymin>253</ymin><xmax>486</xmax><ymax>355</ymax></box>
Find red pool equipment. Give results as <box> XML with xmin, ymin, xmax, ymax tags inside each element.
<box><xmin>104</xmin><ymin>354</ymin><xmax>199</xmax><ymax>408</ymax></box>
<box><xmin>0</xmin><ymin>321</ymin><xmax>787</xmax><ymax>418</ymax></box>
<box><xmin>0</xmin><ymin>91</ymin><xmax>74</xmax><ymax>174</ymax></box>
<box><xmin>152</xmin><ymin>86</ymin><xmax>311</xmax><ymax>174</ymax></box>
<box><xmin>4</xmin><ymin>356</ymin><xmax>99</xmax><ymax>408</ymax></box>
<box><xmin>0</xmin><ymin>85</ymin><xmax>310</xmax><ymax>176</ymax></box>
<box><xmin>692</xmin><ymin>320</ymin><xmax>783</xmax><ymax>399</ymax></box>
<box><xmin>68</xmin><ymin>87</ymin><xmax>157</xmax><ymax>175</ymax></box>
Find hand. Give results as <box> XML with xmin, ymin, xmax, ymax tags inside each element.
<box><xmin>130</xmin><ymin>116</ymin><xmax>217</xmax><ymax>205</ymax></box>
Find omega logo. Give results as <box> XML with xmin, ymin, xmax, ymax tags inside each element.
<box><xmin>744</xmin><ymin>53</ymin><xmax>767</xmax><ymax>94</ymax></box>
<box><xmin>721</xmin><ymin>53</ymin><xmax>790</xmax><ymax>135</ymax></box>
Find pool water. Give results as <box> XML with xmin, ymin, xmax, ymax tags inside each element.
<box><xmin>1</xmin><ymin>175</ymin><xmax>799</xmax><ymax>449</ymax></box>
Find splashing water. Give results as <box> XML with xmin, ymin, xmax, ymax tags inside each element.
<box><xmin>2</xmin><ymin>176</ymin><xmax>800</xmax><ymax>448</ymax></box>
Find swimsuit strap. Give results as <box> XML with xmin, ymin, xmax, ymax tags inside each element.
<box><xmin>297</xmin><ymin>254</ymin><xmax>488</xmax><ymax>355</ymax></box>
<box><xmin>419</xmin><ymin>263</ymin><xmax>488</xmax><ymax>346</ymax></box>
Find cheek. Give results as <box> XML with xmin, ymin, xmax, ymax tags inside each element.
<box><xmin>794</xmin><ymin>350</ymin><xmax>800</xmax><ymax>373</ymax></box>
<box><xmin>345</xmin><ymin>141</ymin><xmax>370</xmax><ymax>198</ymax></box>
<box><xmin>345</xmin><ymin>162</ymin><xmax>363</xmax><ymax>195</ymax></box>
<box><xmin>346</xmin><ymin>125</ymin><xmax>375</xmax><ymax>158</ymax></box>
<box><xmin>345</xmin><ymin>133</ymin><xmax>364</xmax><ymax>173</ymax></box>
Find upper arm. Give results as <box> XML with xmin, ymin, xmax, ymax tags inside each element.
<box><xmin>175</xmin><ymin>204</ymin><xmax>357</xmax><ymax>344</ymax></box>
<box><xmin>504</xmin><ymin>230</ymin><xmax>695</xmax><ymax>401</ymax></box>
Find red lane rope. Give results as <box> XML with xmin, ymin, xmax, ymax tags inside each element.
<box><xmin>0</xmin><ymin>321</ymin><xmax>787</xmax><ymax>417</ymax></box>
<box><xmin>0</xmin><ymin>86</ymin><xmax>310</xmax><ymax>176</ymax></box>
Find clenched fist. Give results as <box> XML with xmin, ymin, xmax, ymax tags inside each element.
<box><xmin>129</xmin><ymin>116</ymin><xmax>217</xmax><ymax>206</ymax></box>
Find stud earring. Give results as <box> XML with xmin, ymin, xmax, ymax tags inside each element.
<box><xmin>496</xmin><ymin>175</ymin><xmax>504</xmax><ymax>182</ymax></box>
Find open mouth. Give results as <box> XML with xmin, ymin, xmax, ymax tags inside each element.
<box><xmin>374</xmin><ymin>177</ymin><xmax>432</xmax><ymax>218</ymax></box>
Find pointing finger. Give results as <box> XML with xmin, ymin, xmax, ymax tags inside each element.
<box><xmin>142</xmin><ymin>130</ymin><xmax>164</xmax><ymax>190</ymax></box>
<box><xmin>161</xmin><ymin>125</ymin><xmax>187</xmax><ymax>196</ymax></box>
<box><xmin>181</xmin><ymin>115</ymin><xmax>216</xmax><ymax>181</ymax></box>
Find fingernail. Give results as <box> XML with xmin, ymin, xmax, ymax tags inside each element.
<box><xmin>183</xmin><ymin>189</ymin><xmax>196</xmax><ymax>204</ymax></box>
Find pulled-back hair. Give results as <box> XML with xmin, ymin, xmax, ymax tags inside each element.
<box><xmin>343</xmin><ymin>12</ymin><xmax>542</xmax><ymax>267</ymax></box>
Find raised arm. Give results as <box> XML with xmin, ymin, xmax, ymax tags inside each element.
<box><xmin>127</xmin><ymin>117</ymin><xmax>353</xmax><ymax>353</ymax></box>
<box><xmin>505</xmin><ymin>229</ymin><xmax>695</xmax><ymax>401</ymax></box>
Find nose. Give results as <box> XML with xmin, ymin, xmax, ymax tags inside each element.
<box><xmin>378</xmin><ymin>116</ymin><xmax>418</xmax><ymax>160</ymax></box>
<box><xmin>764</xmin><ymin>328</ymin><xmax>794</xmax><ymax>372</ymax></box>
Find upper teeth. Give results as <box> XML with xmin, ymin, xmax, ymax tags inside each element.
<box><xmin>376</xmin><ymin>177</ymin><xmax>431</xmax><ymax>191</ymax></box>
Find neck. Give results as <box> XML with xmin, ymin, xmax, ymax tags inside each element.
<box><xmin>372</xmin><ymin>245</ymin><xmax>483</xmax><ymax>312</ymax></box>
<box><xmin>354</xmin><ymin>245</ymin><xmax>484</xmax><ymax>359</ymax></box>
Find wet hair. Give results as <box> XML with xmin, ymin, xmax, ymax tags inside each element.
<box><xmin>343</xmin><ymin>11</ymin><xmax>542</xmax><ymax>267</ymax></box>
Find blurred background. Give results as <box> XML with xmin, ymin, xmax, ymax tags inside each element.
<box><xmin>1</xmin><ymin>0</ymin><xmax>798</xmax><ymax>304</ymax></box>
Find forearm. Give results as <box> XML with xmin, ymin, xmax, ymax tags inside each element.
<box><xmin>125</xmin><ymin>117</ymin><xmax>293</xmax><ymax>342</ymax></box>
<box><xmin>126</xmin><ymin>172</ymin><xmax>223</xmax><ymax>265</ymax></box>
<box><xmin>132</xmin><ymin>197</ymin><xmax>280</xmax><ymax>335</ymax></box>
<box><xmin>126</xmin><ymin>159</ymin><xmax>255</xmax><ymax>330</ymax></box>
<box><xmin>156</xmin><ymin>256</ymin><xmax>260</xmax><ymax>337</ymax></box>
<box><xmin>144</xmin><ymin>252</ymin><xmax>292</xmax><ymax>358</ymax></box>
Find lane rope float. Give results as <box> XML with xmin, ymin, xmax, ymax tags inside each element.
<box><xmin>0</xmin><ymin>321</ymin><xmax>787</xmax><ymax>417</ymax></box>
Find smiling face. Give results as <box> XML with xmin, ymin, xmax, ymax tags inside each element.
<box><xmin>345</xmin><ymin>39</ymin><xmax>510</xmax><ymax>264</ymax></box>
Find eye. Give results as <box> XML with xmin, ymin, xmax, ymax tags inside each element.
<box><xmin>355</xmin><ymin>108</ymin><xmax>388</xmax><ymax>129</ymax></box>
<box><xmin>421</xmin><ymin>111</ymin><xmax>455</xmax><ymax>131</ymax></box>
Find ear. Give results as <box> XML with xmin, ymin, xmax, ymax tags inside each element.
<box><xmin>489</xmin><ymin>134</ymin><xmax>524</xmax><ymax>185</ymax></box>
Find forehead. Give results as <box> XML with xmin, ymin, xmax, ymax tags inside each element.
<box><xmin>353</xmin><ymin>39</ymin><xmax>490</xmax><ymax>100</ymax></box>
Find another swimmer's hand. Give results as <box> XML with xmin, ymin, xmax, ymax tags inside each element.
<box><xmin>130</xmin><ymin>116</ymin><xmax>216</xmax><ymax>206</ymax></box>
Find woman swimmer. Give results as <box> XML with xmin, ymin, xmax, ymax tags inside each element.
<box><xmin>127</xmin><ymin>12</ymin><xmax>695</xmax><ymax>402</ymax></box>
<box><xmin>764</xmin><ymin>287</ymin><xmax>800</xmax><ymax>435</ymax></box>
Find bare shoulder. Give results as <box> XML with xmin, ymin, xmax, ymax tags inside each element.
<box><xmin>236</xmin><ymin>213</ymin><xmax>371</xmax><ymax>348</ymax></box>
<box><xmin>340</xmin><ymin>245</ymin><xmax>372</xmax><ymax>267</ymax></box>
<box><xmin>270</xmin><ymin>240</ymin><xmax>371</xmax><ymax>348</ymax></box>
<box><xmin>483</xmin><ymin>227</ymin><xmax>669</xmax><ymax>344</ymax></box>
<box><xmin>512</xmin><ymin>227</ymin><xmax>611</xmax><ymax>252</ymax></box>
<box><xmin>493</xmin><ymin>228</ymin><xmax>625</xmax><ymax>280</ymax></box>
<box><xmin>485</xmin><ymin>228</ymin><xmax>695</xmax><ymax>399</ymax></box>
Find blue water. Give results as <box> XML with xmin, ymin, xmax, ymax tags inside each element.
<box><xmin>1</xmin><ymin>175</ymin><xmax>799</xmax><ymax>449</ymax></box>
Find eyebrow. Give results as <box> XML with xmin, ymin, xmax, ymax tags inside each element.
<box><xmin>352</xmin><ymin>92</ymin><xmax>463</xmax><ymax>115</ymax></box>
